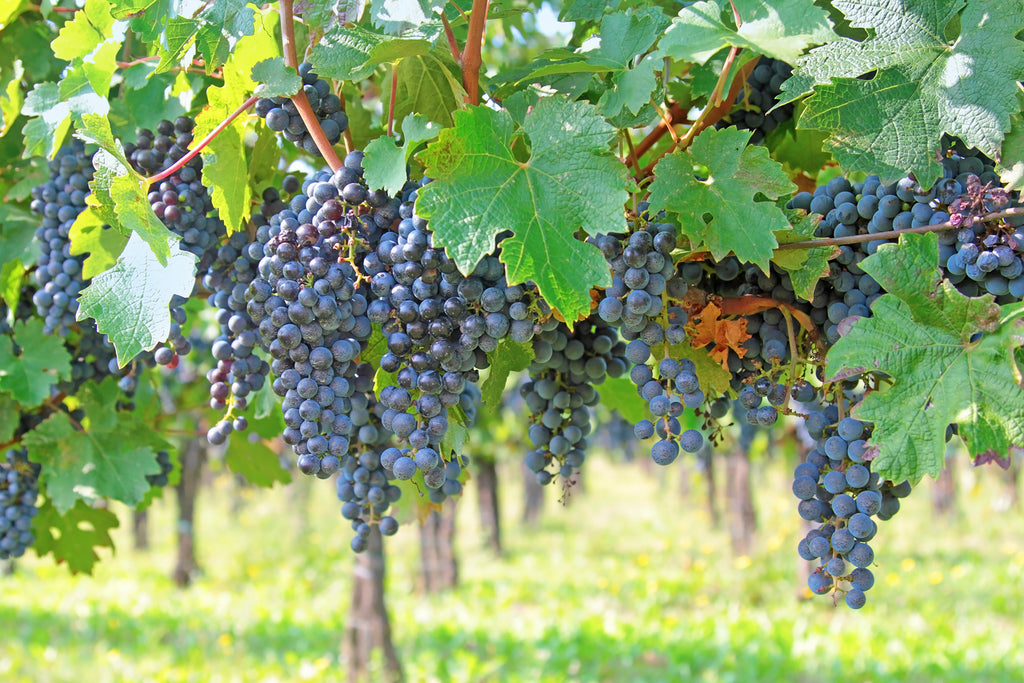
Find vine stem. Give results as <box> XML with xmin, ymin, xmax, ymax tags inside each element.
<box><xmin>631</xmin><ymin>103</ymin><xmax>687</xmax><ymax>161</ymax></box>
<box><xmin>279</xmin><ymin>0</ymin><xmax>343</xmax><ymax>171</ymax></box>
<box><xmin>638</xmin><ymin>57</ymin><xmax>758</xmax><ymax>178</ymax></box>
<box><xmin>441</xmin><ymin>12</ymin><xmax>461</xmax><ymax>63</ymax></box>
<box><xmin>622</xmin><ymin>129</ymin><xmax>642</xmax><ymax>178</ymax></box>
<box><xmin>776</xmin><ymin>207</ymin><xmax>1024</xmax><ymax>251</ymax></box>
<box><xmin>147</xmin><ymin>95</ymin><xmax>259</xmax><ymax>185</ymax></box>
<box><xmin>462</xmin><ymin>0</ymin><xmax>489</xmax><ymax>105</ymax></box>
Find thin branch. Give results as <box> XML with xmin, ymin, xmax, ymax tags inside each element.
<box><xmin>650</xmin><ymin>98</ymin><xmax>680</xmax><ymax>144</ymax></box>
<box><xmin>449</xmin><ymin>0</ymin><xmax>470</xmax><ymax>23</ymax></box>
<box><xmin>147</xmin><ymin>96</ymin><xmax>259</xmax><ymax>185</ymax></box>
<box><xmin>441</xmin><ymin>12</ymin><xmax>462</xmax><ymax>63</ymax></box>
<box><xmin>279</xmin><ymin>0</ymin><xmax>343</xmax><ymax>171</ymax></box>
<box><xmin>776</xmin><ymin>207</ymin><xmax>1024</xmax><ymax>252</ymax></box>
<box><xmin>622</xmin><ymin>129</ymin><xmax>642</xmax><ymax>178</ymax></box>
<box><xmin>632</xmin><ymin>102</ymin><xmax>687</xmax><ymax>160</ymax></box>
<box><xmin>462</xmin><ymin>0</ymin><xmax>490</xmax><ymax>105</ymax></box>
<box><xmin>638</xmin><ymin>57</ymin><xmax>758</xmax><ymax>178</ymax></box>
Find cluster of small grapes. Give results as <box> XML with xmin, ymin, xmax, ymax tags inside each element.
<box><xmin>592</xmin><ymin>220</ymin><xmax>708</xmax><ymax>461</ymax></box>
<box><xmin>521</xmin><ymin>317</ymin><xmax>628</xmax><ymax>484</ymax></box>
<box><xmin>792</xmin><ymin>399</ymin><xmax>911</xmax><ymax>608</ymax></box>
<box><xmin>679</xmin><ymin>257</ymin><xmax>797</xmax><ymax>387</ymax></box>
<box><xmin>27</xmin><ymin>144</ymin><xmax>135</xmax><ymax>394</ymax></box>
<box><xmin>146</xmin><ymin>450</ymin><xmax>174</xmax><ymax>488</ymax></box>
<box><xmin>737</xmin><ymin>377</ymin><xmax>787</xmax><ymax>427</ymax></box>
<box><xmin>29</xmin><ymin>141</ymin><xmax>92</xmax><ymax>336</ymax></box>
<box><xmin>255</xmin><ymin>62</ymin><xmax>347</xmax><ymax>156</ymax></box>
<box><xmin>933</xmin><ymin>152</ymin><xmax>1024</xmax><ymax>300</ymax></box>
<box><xmin>716</xmin><ymin>58</ymin><xmax>795</xmax><ymax>144</ymax></box>
<box><xmin>202</xmin><ymin>228</ymin><xmax>271</xmax><ymax>437</ymax></box>
<box><xmin>126</xmin><ymin>117</ymin><xmax>227</xmax><ymax>368</ymax></box>
<box><xmin>0</xmin><ymin>448</ymin><xmax>40</xmax><ymax>560</ymax></box>
<box><xmin>333</xmin><ymin>368</ymin><xmax>406</xmax><ymax>551</ymax></box>
<box><xmin>243</xmin><ymin>168</ymin><xmax>375</xmax><ymax>469</ymax></box>
<box><xmin>360</xmin><ymin>179</ymin><xmax>539</xmax><ymax>480</ymax></box>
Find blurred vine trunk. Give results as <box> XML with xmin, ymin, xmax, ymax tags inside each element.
<box><xmin>132</xmin><ymin>509</ymin><xmax>149</xmax><ymax>550</ymax></box>
<box><xmin>345</xmin><ymin>526</ymin><xmax>403</xmax><ymax>683</ymax></box>
<box><xmin>933</xmin><ymin>451</ymin><xmax>957</xmax><ymax>515</ymax></box>
<box><xmin>697</xmin><ymin>443</ymin><xmax>720</xmax><ymax>528</ymax></box>
<box><xmin>521</xmin><ymin>461</ymin><xmax>545</xmax><ymax>526</ymax></box>
<box><xmin>476</xmin><ymin>458</ymin><xmax>502</xmax><ymax>555</ymax></box>
<box><xmin>172</xmin><ymin>438</ymin><xmax>205</xmax><ymax>587</ymax></box>
<box><xmin>419</xmin><ymin>499</ymin><xmax>458</xmax><ymax>592</ymax></box>
<box><xmin>726</xmin><ymin>421</ymin><xmax>757</xmax><ymax>556</ymax></box>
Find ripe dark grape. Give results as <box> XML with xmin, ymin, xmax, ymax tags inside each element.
<box><xmin>520</xmin><ymin>316</ymin><xmax>627</xmax><ymax>485</ymax></box>
<box><xmin>716</xmin><ymin>58</ymin><xmax>795</xmax><ymax>144</ymax></box>
<box><xmin>254</xmin><ymin>62</ymin><xmax>347</xmax><ymax>157</ymax></box>
<box><xmin>791</xmin><ymin>394</ymin><xmax>911</xmax><ymax>608</ymax></box>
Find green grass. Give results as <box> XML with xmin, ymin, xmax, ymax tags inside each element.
<box><xmin>2</xmin><ymin>454</ymin><xmax>1023</xmax><ymax>682</ymax></box>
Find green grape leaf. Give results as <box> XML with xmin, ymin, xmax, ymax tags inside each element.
<box><xmin>787</xmin><ymin>0</ymin><xmax>1024</xmax><ymax>185</ymax></box>
<box><xmin>109</xmin><ymin>1</ymin><xmax>163</xmax><ymax>19</ymax></box>
<box><xmin>32</xmin><ymin>498</ymin><xmax>119</xmax><ymax>575</ymax></box>
<box><xmin>440</xmin><ymin>404</ymin><xmax>469</xmax><ymax>461</ymax></box>
<box><xmin>559</xmin><ymin>0</ymin><xmax>607</xmax><ymax>22</ymax></box>
<box><xmin>250</xmin><ymin>57</ymin><xmax>300</xmax><ymax>98</ymax></box>
<box><xmin>51</xmin><ymin>0</ymin><xmax>115</xmax><ymax>61</ymax></box>
<box><xmin>156</xmin><ymin>16</ymin><xmax>198</xmax><ymax>72</ymax></box>
<box><xmin>417</xmin><ymin>98</ymin><xmax>628</xmax><ymax>322</ymax></box>
<box><xmin>77</xmin><ymin>233</ymin><xmax>197</xmax><ymax>367</ymax></box>
<box><xmin>310</xmin><ymin>25</ymin><xmax>431</xmax><ymax>82</ymax></box>
<box><xmin>481</xmin><ymin>338</ymin><xmax>534</xmax><ymax>410</ymax></box>
<box><xmin>0</xmin><ymin>392</ymin><xmax>17</xmax><ymax>442</ymax></box>
<box><xmin>194</xmin><ymin>0</ymin><xmax>257</xmax><ymax>70</ymax></box>
<box><xmin>598</xmin><ymin>375</ymin><xmax>649</xmax><ymax>425</ymax></box>
<box><xmin>78</xmin><ymin>113</ymin><xmax>173</xmax><ymax>262</ymax></box>
<box><xmin>197</xmin><ymin>36</ymin><xmax>275</xmax><ymax>235</ymax></box>
<box><xmin>659</xmin><ymin>0</ymin><xmax>835</xmax><ymax>64</ymax></box>
<box><xmin>363</xmin><ymin>115</ymin><xmax>441</xmax><ymax>194</ymax></box>
<box><xmin>598</xmin><ymin>55</ymin><xmax>657</xmax><ymax>118</ymax></box>
<box><xmin>997</xmin><ymin>103</ymin><xmax>1024</xmax><ymax>193</ymax></box>
<box><xmin>0</xmin><ymin>54</ymin><xmax>24</xmax><ymax>137</ymax></box>
<box><xmin>647</xmin><ymin>126</ymin><xmax>795</xmax><ymax>271</ymax></box>
<box><xmin>225</xmin><ymin>434</ymin><xmax>290</xmax><ymax>487</ymax></box>
<box><xmin>0</xmin><ymin>203</ymin><xmax>39</xmax><ymax>278</ymax></box>
<box><xmin>69</xmin><ymin>206</ymin><xmax>127</xmax><ymax>280</ymax></box>
<box><xmin>24</xmin><ymin>379</ymin><xmax>168</xmax><ymax>513</ymax></box>
<box><xmin>772</xmin><ymin>210</ymin><xmax>836</xmax><ymax>301</ymax></box>
<box><xmin>21</xmin><ymin>82</ymin><xmax>73</xmax><ymax>160</ymax></box>
<box><xmin>363</xmin><ymin>135</ymin><xmax>407</xmax><ymax>196</ymax></box>
<box><xmin>361</xmin><ymin>324</ymin><xmax>389</xmax><ymax>372</ymax></box>
<box><xmin>387</xmin><ymin>53</ymin><xmax>465</xmax><ymax>127</ymax></box>
<box><xmin>0</xmin><ymin>261</ymin><xmax>23</xmax><ymax>316</ymax></box>
<box><xmin>399</xmin><ymin>112</ymin><xmax>441</xmax><ymax>155</ymax></box>
<box><xmin>369</xmin><ymin>0</ymin><xmax>444</xmax><ymax>34</ymax></box>
<box><xmin>826</xmin><ymin>233</ymin><xmax>1024</xmax><ymax>483</ymax></box>
<box><xmin>0</xmin><ymin>319</ymin><xmax>72</xmax><ymax>407</ymax></box>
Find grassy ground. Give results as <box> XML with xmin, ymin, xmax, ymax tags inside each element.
<box><xmin>1</xmin><ymin>451</ymin><xmax>1023</xmax><ymax>683</ymax></box>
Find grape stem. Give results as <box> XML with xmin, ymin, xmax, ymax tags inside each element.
<box><xmin>621</xmin><ymin>129</ymin><xmax>642</xmax><ymax>178</ymax></box>
<box><xmin>638</xmin><ymin>58</ymin><xmax>759</xmax><ymax>178</ymax></box>
<box><xmin>462</xmin><ymin>0</ymin><xmax>489</xmax><ymax>105</ymax></box>
<box><xmin>278</xmin><ymin>0</ymin><xmax>343</xmax><ymax>171</ymax></box>
<box><xmin>441</xmin><ymin>12</ymin><xmax>462</xmax><ymax>63</ymax></box>
<box><xmin>146</xmin><ymin>95</ymin><xmax>259</xmax><ymax>186</ymax></box>
<box><xmin>776</xmin><ymin>206</ymin><xmax>1024</xmax><ymax>251</ymax></box>
<box><xmin>631</xmin><ymin>103</ymin><xmax>687</xmax><ymax>161</ymax></box>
